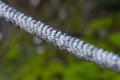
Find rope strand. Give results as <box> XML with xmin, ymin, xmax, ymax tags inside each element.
<box><xmin>0</xmin><ymin>1</ymin><xmax>120</xmax><ymax>73</ymax></box>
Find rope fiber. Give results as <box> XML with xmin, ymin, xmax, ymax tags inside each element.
<box><xmin>0</xmin><ymin>0</ymin><xmax>120</xmax><ymax>73</ymax></box>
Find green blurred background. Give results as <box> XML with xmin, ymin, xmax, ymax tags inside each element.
<box><xmin>0</xmin><ymin>0</ymin><xmax>120</xmax><ymax>80</ymax></box>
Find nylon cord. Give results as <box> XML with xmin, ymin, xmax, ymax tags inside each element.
<box><xmin>0</xmin><ymin>1</ymin><xmax>120</xmax><ymax>73</ymax></box>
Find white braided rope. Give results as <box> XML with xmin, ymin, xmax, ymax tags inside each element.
<box><xmin>0</xmin><ymin>1</ymin><xmax>120</xmax><ymax>73</ymax></box>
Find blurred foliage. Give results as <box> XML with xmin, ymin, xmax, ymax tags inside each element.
<box><xmin>109</xmin><ymin>32</ymin><xmax>120</xmax><ymax>48</ymax></box>
<box><xmin>0</xmin><ymin>0</ymin><xmax>120</xmax><ymax>80</ymax></box>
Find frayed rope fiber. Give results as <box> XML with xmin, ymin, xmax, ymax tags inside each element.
<box><xmin>0</xmin><ymin>0</ymin><xmax>120</xmax><ymax>73</ymax></box>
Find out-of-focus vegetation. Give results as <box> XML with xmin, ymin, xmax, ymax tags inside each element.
<box><xmin>0</xmin><ymin>0</ymin><xmax>120</xmax><ymax>80</ymax></box>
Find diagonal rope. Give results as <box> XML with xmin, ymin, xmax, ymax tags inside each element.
<box><xmin>0</xmin><ymin>0</ymin><xmax>120</xmax><ymax>73</ymax></box>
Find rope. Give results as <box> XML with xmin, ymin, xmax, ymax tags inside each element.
<box><xmin>0</xmin><ymin>0</ymin><xmax>120</xmax><ymax>73</ymax></box>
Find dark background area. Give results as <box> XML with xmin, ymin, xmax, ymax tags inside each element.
<box><xmin>0</xmin><ymin>0</ymin><xmax>120</xmax><ymax>80</ymax></box>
